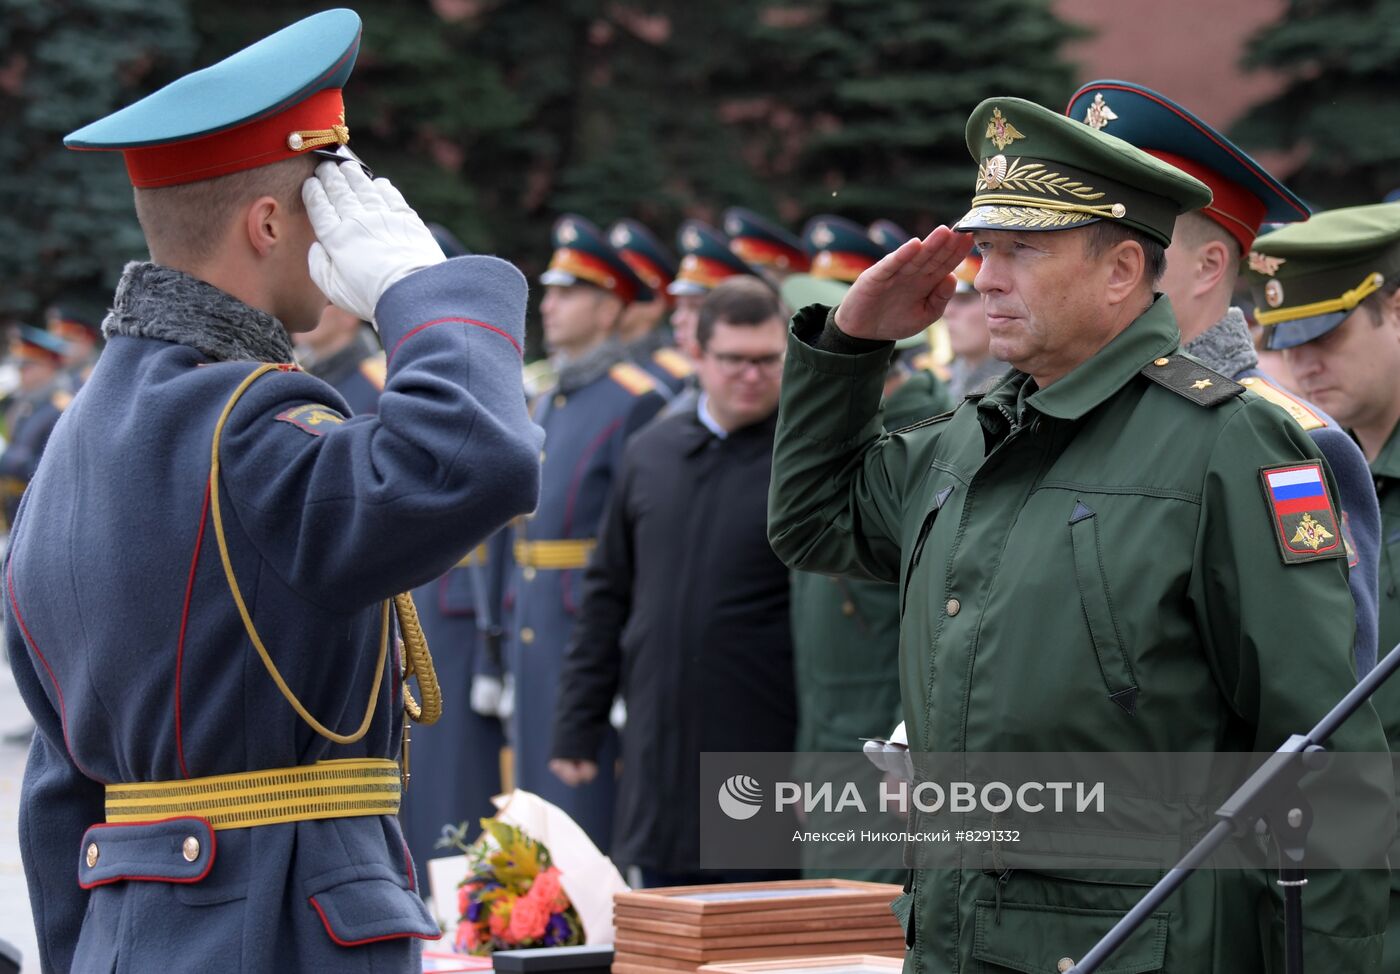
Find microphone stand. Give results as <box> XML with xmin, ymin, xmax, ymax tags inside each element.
<box><xmin>1069</xmin><ymin>640</ymin><xmax>1400</xmax><ymax>974</ymax></box>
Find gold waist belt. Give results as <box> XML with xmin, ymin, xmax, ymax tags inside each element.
<box><xmin>513</xmin><ymin>538</ymin><xmax>596</xmax><ymax>569</ymax></box>
<box><xmin>104</xmin><ymin>758</ymin><xmax>401</xmax><ymax>831</ymax></box>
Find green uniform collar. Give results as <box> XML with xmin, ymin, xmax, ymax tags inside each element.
<box><xmin>1024</xmin><ymin>295</ymin><xmax>1180</xmax><ymax>421</ymax></box>
<box><xmin>1369</xmin><ymin>420</ymin><xmax>1400</xmax><ymax>480</ymax></box>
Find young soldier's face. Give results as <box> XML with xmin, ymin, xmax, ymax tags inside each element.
<box><xmin>1284</xmin><ymin>299</ymin><xmax>1400</xmax><ymax>431</ymax></box>
<box><xmin>539</xmin><ymin>284</ymin><xmax>619</xmax><ymax>356</ymax></box>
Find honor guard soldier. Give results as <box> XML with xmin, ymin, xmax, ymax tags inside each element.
<box><xmin>662</xmin><ymin>219</ymin><xmax>762</xmax><ymax>417</ymax></box>
<box><xmin>0</xmin><ymin>327</ymin><xmax>71</xmax><ymax>529</ymax></box>
<box><xmin>1067</xmin><ymin>80</ymin><xmax>1382</xmax><ymax>677</ymax></box>
<box><xmin>668</xmin><ymin>219</ymin><xmax>761</xmax><ymax>357</ymax></box>
<box><xmin>45</xmin><ymin>306</ymin><xmax>103</xmax><ymax>391</ymax></box>
<box><xmin>608</xmin><ymin>218</ymin><xmax>692</xmax><ymax>394</ymax></box>
<box><xmin>1244</xmin><ymin>203</ymin><xmax>1400</xmax><ymax>968</ymax></box>
<box><xmin>768</xmin><ymin>96</ymin><xmax>1391</xmax><ymax>971</ymax></box>
<box><xmin>9</xmin><ymin>10</ymin><xmax>542</xmax><ymax>973</ymax></box>
<box><xmin>723</xmin><ymin>206</ymin><xmax>811</xmax><ymax>284</ymax></box>
<box><xmin>508</xmin><ymin>215</ymin><xmax>666</xmax><ymax>851</ymax></box>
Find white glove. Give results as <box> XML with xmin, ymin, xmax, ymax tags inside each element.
<box><xmin>470</xmin><ymin>674</ymin><xmax>504</xmax><ymax>717</ymax></box>
<box><xmin>302</xmin><ymin>161</ymin><xmax>445</xmax><ymax>325</ymax></box>
<box><xmin>496</xmin><ymin>672</ymin><xmax>516</xmax><ymax>723</ymax></box>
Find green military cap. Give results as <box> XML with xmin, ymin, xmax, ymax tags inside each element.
<box><xmin>954</xmin><ymin>97</ymin><xmax>1211</xmax><ymax>247</ymax></box>
<box><xmin>1247</xmin><ymin>202</ymin><xmax>1400</xmax><ymax>349</ymax></box>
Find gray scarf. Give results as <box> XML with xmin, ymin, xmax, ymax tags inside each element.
<box><xmin>1181</xmin><ymin>306</ymin><xmax>1257</xmax><ymax>379</ymax></box>
<box><xmin>101</xmin><ymin>261</ymin><xmax>296</xmax><ymax>364</ymax></box>
<box><xmin>554</xmin><ymin>338</ymin><xmax>625</xmax><ymax>394</ymax></box>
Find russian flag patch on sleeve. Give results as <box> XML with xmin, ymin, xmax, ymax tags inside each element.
<box><xmin>1259</xmin><ymin>462</ymin><xmax>1345</xmax><ymax>564</ymax></box>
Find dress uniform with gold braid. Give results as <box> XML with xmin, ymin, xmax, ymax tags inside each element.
<box><xmin>507</xmin><ymin>216</ymin><xmax>666</xmax><ymax>852</ymax></box>
<box><xmin>8</xmin><ymin>12</ymin><xmax>542</xmax><ymax>973</ymax></box>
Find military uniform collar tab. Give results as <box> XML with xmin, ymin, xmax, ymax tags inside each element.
<box><xmin>1028</xmin><ymin>295</ymin><xmax>1180</xmax><ymax>421</ymax></box>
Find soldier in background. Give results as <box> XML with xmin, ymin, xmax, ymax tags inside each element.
<box><xmin>292</xmin><ymin>304</ymin><xmax>385</xmax><ymax>415</ymax></box>
<box><xmin>0</xmin><ymin>327</ymin><xmax>71</xmax><ymax>530</ymax></box>
<box><xmin>1068</xmin><ymin>79</ymin><xmax>1381</xmax><ymax>677</ymax></box>
<box><xmin>507</xmin><ymin>215</ymin><xmax>666</xmax><ymax>852</ymax></box>
<box><xmin>609</xmin><ymin>218</ymin><xmax>692</xmax><ymax>394</ymax></box>
<box><xmin>661</xmin><ymin>220</ymin><xmax>762</xmax><ymax>417</ymax></box>
<box><xmin>46</xmin><ymin>306</ymin><xmax>102</xmax><ymax>391</ymax></box>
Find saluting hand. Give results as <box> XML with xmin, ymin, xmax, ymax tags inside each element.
<box><xmin>303</xmin><ymin>161</ymin><xmax>446</xmax><ymax>326</ymax></box>
<box><xmin>834</xmin><ymin>226</ymin><xmax>973</xmax><ymax>342</ymax></box>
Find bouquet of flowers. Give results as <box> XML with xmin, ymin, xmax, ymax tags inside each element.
<box><xmin>440</xmin><ymin>817</ymin><xmax>586</xmax><ymax>956</ymax></box>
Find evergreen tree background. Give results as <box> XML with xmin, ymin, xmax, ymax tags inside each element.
<box><xmin>0</xmin><ymin>0</ymin><xmax>1086</xmax><ymax>330</ymax></box>
<box><xmin>0</xmin><ymin>0</ymin><xmax>194</xmax><ymax>320</ymax></box>
<box><xmin>1232</xmin><ymin>0</ymin><xmax>1400</xmax><ymax>207</ymax></box>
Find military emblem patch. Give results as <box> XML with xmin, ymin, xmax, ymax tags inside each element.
<box><xmin>1083</xmin><ymin>93</ymin><xmax>1118</xmax><ymax>131</ymax></box>
<box><xmin>1260</xmin><ymin>462</ymin><xmax>1345</xmax><ymax>564</ymax></box>
<box><xmin>985</xmin><ymin>107</ymin><xmax>1025</xmax><ymax>151</ymax></box>
<box><xmin>276</xmin><ymin>402</ymin><xmax>347</xmax><ymax>436</ymax></box>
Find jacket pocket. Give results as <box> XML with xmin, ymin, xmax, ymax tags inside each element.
<box><xmin>972</xmin><ymin>899</ymin><xmax>1167</xmax><ymax>974</ymax></box>
<box><xmin>1068</xmin><ymin>500</ymin><xmax>1139</xmax><ymax>715</ymax></box>
<box><xmin>306</xmin><ymin>863</ymin><xmax>440</xmax><ymax>947</ymax></box>
<box><xmin>901</xmin><ymin>484</ymin><xmax>956</xmax><ymax>616</ymax></box>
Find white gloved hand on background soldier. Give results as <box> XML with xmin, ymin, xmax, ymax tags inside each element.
<box><xmin>302</xmin><ymin>161</ymin><xmax>445</xmax><ymax>326</ymax></box>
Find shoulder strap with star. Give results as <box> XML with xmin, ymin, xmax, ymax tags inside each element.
<box><xmin>1236</xmin><ymin>375</ymin><xmax>1326</xmax><ymax>432</ymax></box>
<box><xmin>608</xmin><ymin>362</ymin><xmax>658</xmax><ymax>397</ymax></box>
<box><xmin>1139</xmin><ymin>354</ymin><xmax>1243</xmax><ymax>407</ymax></box>
<box><xmin>651</xmin><ymin>347</ymin><xmax>694</xmax><ymax>379</ymax></box>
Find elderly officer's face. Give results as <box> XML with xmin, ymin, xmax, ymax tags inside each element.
<box><xmin>1283</xmin><ymin>296</ymin><xmax>1400</xmax><ymax>431</ymax></box>
<box><xmin>972</xmin><ymin>227</ymin><xmax>1134</xmax><ymax>385</ymax></box>
<box><xmin>540</xmin><ymin>284</ymin><xmax>621</xmax><ymax>357</ymax></box>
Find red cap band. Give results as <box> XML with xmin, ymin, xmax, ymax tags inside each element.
<box><xmin>1146</xmin><ymin>149</ymin><xmax>1267</xmax><ymax>253</ymax></box>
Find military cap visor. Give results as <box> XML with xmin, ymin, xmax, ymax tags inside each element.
<box><xmin>1065</xmin><ymin>81</ymin><xmax>1308</xmax><ymax>252</ymax></box>
<box><xmin>1248</xmin><ymin>202</ymin><xmax>1400</xmax><ymax>349</ymax></box>
<box><xmin>804</xmin><ymin>215</ymin><xmax>888</xmax><ymax>283</ymax></box>
<box><xmin>11</xmin><ymin>326</ymin><xmax>69</xmax><ymax>363</ymax></box>
<box><xmin>954</xmin><ymin>97</ymin><xmax>1212</xmax><ymax>247</ymax></box>
<box><xmin>541</xmin><ymin>215</ymin><xmax>651</xmax><ymax>305</ymax></box>
<box><xmin>609</xmin><ymin>220</ymin><xmax>678</xmax><ymax>299</ymax></box>
<box><xmin>669</xmin><ymin>220</ymin><xmax>757</xmax><ymax>295</ymax></box>
<box><xmin>63</xmin><ymin>9</ymin><xmax>362</xmax><ymax>188</ymax></box>
<box><xmin>724</xmin><ymin>207</ymin><xmax>811</xmax><ymax>273</ymax></box>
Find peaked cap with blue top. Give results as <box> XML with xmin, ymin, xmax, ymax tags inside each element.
<box><xmin>65</xmin><ymin>9</ymin><xmax>365</xmax><ymax>188</ymax></box>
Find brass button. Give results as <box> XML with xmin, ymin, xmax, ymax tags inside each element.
<box><xmin>520</xmin><ymin>627</ymin><xmax>535</xmax><ymax>645</ymax></box>
<box><xmin>1153</xmin><ymin>357</ymin><xmax>1170</xmax><ymax>367</ymax></box>
<box><xmin>522</xmin><ymin>566</ymin><xmax>537</xmax><ymax>582</ymax></box>
<box><xmin>85</xmin><ymin>842</ymin><xmax>99</xmax><ymax>868</ymax></box>
<box><xmin>1057</xmin><ymin>959</ymin><xmax>1075</xmax><ymax>973</ymax></box>
<box><xmin>946</xmin><ymin>598</ymin><xmax>961</xmax><ymax>617</ymax></box>
<box><xmin>182</xmin><ymin>836</ymin><xmax>201</xmax><ymax>862</ymax></box>
<box><xmin>841</xmin><ymin>601</ymin><xmax>856</xmax><ymax>617</ymax></box>
<box><xmin>553</xmin><ymin>394</ymin><xmax>567</xmax><ymax>409</ymax></box>
<box><xmin>1240</xmin><ymin>377</ymin><xmax>1257</xmax><ymax>386</ymax></box>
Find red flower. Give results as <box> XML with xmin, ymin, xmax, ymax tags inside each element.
<box><xmin>507</xmin><ymin>894</ymin><xmax>550</xmax><ymax>943</ymax></box>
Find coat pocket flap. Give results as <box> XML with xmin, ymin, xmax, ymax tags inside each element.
<box><xmin>78</xmin><ymin>816</ymin><xmax>215</xmax><ymax>889</ymax></box>
<box><xmin>972</xmin><ymin>900</ymin><xmax>1167</xmax><ymax>974</ymax></box>
<box><xmin>309</xmin><ymin>875</ymin><xmax>441</xmax><ymax>947</ymax></box>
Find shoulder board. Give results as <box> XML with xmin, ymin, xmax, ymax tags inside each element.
<box><xmin>608</xmin><ymin>362</ymin><xmax>657</xmax><ymax>397</ymax></box>
<box><xmin>1237</xmin><ymin>375</ymin><xmax>1326</xmax><ymax>432</ymax></box>
<box><xmin>652</xmin><ymin>347</ymin><xmax>694</xmax><ymax>379</ymax></box>
<box><xmin>1139</xmin><ymin>354</ymin><xmax>1243</xmax><ymax>407</ymax></box>
<box><xmin>50</xmin><ymin>390</ymin><xmax>73</xmax><ymax>412</ymax></box>
<box><xmin>891</xmin><ymin>405</ymin><xmax>960</xmax><ymax>435</ymax></box>
<box><xmin>358</xmin><ymin>353</ymin><xmax>387</xmax><ymax>391</ymax></box>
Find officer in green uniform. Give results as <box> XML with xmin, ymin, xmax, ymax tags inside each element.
<box><xmin>1245</xmin><ymin>202</ymin><xmax>1400</xmax><ymax>966</ymax></box>
<box><xmin>767</xmin><ymin>97</ymin><xmax>1391</xmax><ymax>972</ymax></box>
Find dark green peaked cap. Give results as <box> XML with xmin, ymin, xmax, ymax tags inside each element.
<box><xmin>1247</xmin><ymin>201</ymin><xmax>1400</xmax><ymax>349</ymax></box>
<box><xmin>955</xmin><ymin>97</ymin><xmax>1211</xmax><ymax>247</ymax></box>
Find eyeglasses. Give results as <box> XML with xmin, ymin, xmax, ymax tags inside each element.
<box><xmin>706</xmin><ymin>351</ymin><xmax>786</xmax><ymax>376</ymax></box>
